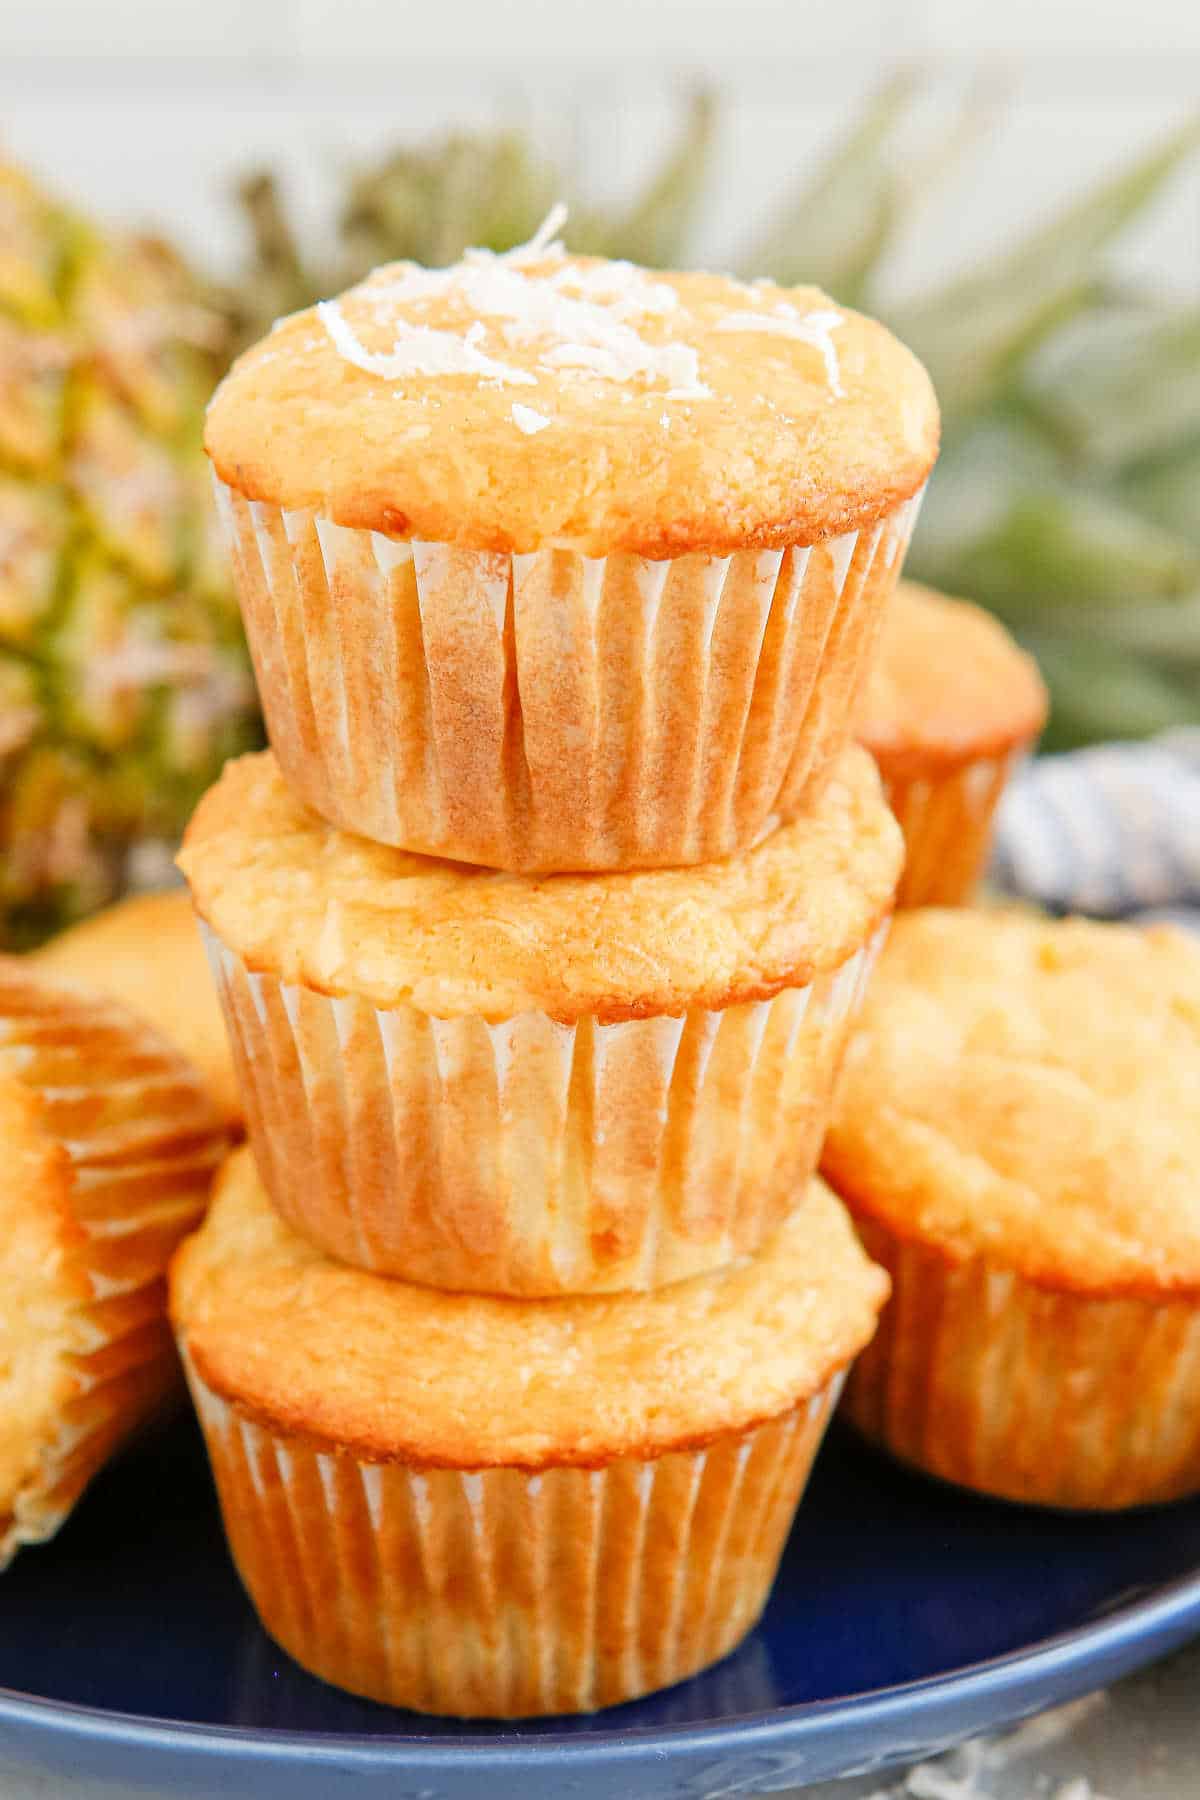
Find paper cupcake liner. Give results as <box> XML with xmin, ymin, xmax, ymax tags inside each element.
<box><xmin>841</xmin><ymin>1216</ymin><xmax>1200</xmax><ymax>1511</ymax></box>
<box><xmin>879</xmin><ymin>751</ymin><xmax>1020</xmax><ymax>909</ymax></box>
<box><xmin>184</xmin><ymin>1351</ymin><xmax>842</xmax><ymax>1716</ymax></box>
<box><xmin>230</xmin><ymin>1587</ymin><xmax>783</xmax><ymax>1731</ymax></box>
<box><xmin>0</xmin><ymin>980</ymin><xmax>226</xmax><ymax>1564</ymax></box>
<box><xmin>214</xmin><ymin>477</ymin><xmax>923</xmax><ymax>871</ymax></box>
<box><xmin>204</xmin><ymin>923</ymin><xmax>885</xmax><ymax>1295</ymax></box>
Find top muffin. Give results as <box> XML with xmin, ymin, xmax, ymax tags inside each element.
<box><xmin>206</xmin><ymin>231</ymin><xmax>938</xmax><ymax>558</ymax></box>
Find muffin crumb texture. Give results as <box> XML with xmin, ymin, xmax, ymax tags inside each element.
<box><xmin>179</xmin><ymin>745</ymin><xmax>902</xmax><ymax>1021</ymax></box>
<box><xmin>206</xmin><ymin>236</ymin><xmax>938</xmax><ymax>556</ymax></box>
<box><xmin>824</xmin><ymin>910</ymin><xmax>1200</xmax><ymax>1296</ymax></box>
<box><xmin>171</xmin><ymin>1149</ymin><xmax>888</xmax><ymax>1468</ymax></box>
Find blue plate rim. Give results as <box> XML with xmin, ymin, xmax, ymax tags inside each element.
<box><xmin>3</xmin><ymin>1554</ymin><xmax>1199</xmax><ymax>1776</ymax></box>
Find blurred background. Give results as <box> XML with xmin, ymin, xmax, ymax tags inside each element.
<box><xmin>0</xmin><ymin>0</ymin><xmax>1197</xmax><ymax>943</ymax></box>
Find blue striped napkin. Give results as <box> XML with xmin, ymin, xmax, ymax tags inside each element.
<box><xmin>991</xmin><ymin>731</ymin><xmax>1200</xmax><ymax>928</ymax></box>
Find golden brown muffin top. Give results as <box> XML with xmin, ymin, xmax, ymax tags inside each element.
<box><xmin>172</xmin><ymin>1147</ymin><xmax>888</xmax><ymax>1467</ymax></box>
<box><xmin>823</xmin><ymin>910</ymin><xmax>1200</xmax><ymax>1298</ymax></box>
<box><xmin>205</xmin><ymin>231</ymin><xmax>938</xmax><ymax>558</ymax></box>
<box><xmin>32</xmin><ymin>892</ymin><xmax>240</xmax><ymax>1129</ymax></box>
<box><xmin>180</xmin><ymin>747</ymin><xmax>902</xmax><ymax>1023</ymax></box>
<box><xmin>857</xmin><ymin>582</ymin><xmax>1048</xmax><ymax>779</ymax></box>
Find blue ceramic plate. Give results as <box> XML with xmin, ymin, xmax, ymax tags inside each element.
<box><xmin>3</xmin><ymin>1417</ymin><xmax>1199</xmax><ymax>1798</ymax></box>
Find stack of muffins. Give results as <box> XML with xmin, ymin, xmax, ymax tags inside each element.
<box><xmin>170</xmin><ymin>218</ymin><xmax>941</xmax><ymax>1714</ymax></box>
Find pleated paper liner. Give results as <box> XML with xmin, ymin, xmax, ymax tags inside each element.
<box><xmin>841</xmin><ymin>1215</ymin><xmax>1200</xmax><ymax>1512</ymax></box>
<box><xmin>0</xmin><ymin>970</ymin><xmax>227</xmax><ymax>1564</ymax></box>
<box><xmin>215</xmin><ymin>478</ymin><xmax>923</xmax><ymax>871</ymax></box>
<box><xmin>204</xmin><ymin>923</ymin><xmax>885</xmax><ymax>1296</ymax></box>
<box><xmin>184</xmin><ymin>1349</ymin><xmax>844</xmax><ymax>1717</ymax></box>
<box><xmin>881</xmin><ymin>752</ymin><xmax>1020</xmax><ymax>909</ymax></box>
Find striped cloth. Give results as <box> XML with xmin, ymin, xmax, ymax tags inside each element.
<box><xmin>991</xmin><ymin>731</ymin><xmax>1200</xmax><ymax>927</ymax></box>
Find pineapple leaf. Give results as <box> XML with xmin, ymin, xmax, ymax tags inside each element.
<box><xmin>569</xmin><ymin>89</ymin><xmax>717</xmax><ymax>268</ymax></box>
<box><xmin>339</xmin><ymin>130</ymin><xmax>556</xmax><ymax>275</ymax></box>
<box><xmin>1122</xmin><ymin>438</ymin><xmax>1200</xmax><ymax>548</ymax></box>
<box><xmin>739</xmin><ymin>69</ymin><xmax>920</xmax><ymax>302</ymax></box>
<box><xmin>922</xmin><ymin>480</ymin><xmax>1200</xmax><ymax>617</ymax></box>
<box><xmin>1044</xmin><ymin>593</ymin><xmax>1200</xmax><ymax>663</ymax></box>
<box><xmin>233</xmin><ymin>171</ymin><xmax>315</xmax><ymax>322</ymax></box>
<box><xmin>888</xmin><ymin>116</ymin><xmax>1200</xmax><ymax>422</ymax></box>
<box><xmin>1022</xmin><ymin>633</ymin><xmax>1200</xmax><ymax>750</ymax></box>
<box><xmin>911</xmin><ymin>417</ymin><xmax>1200</xmax><ymax>613</ymax></box>
<box><xmin>1025</xmin><ymin>300</ymin><xmax>1200</xmax><ymax>469</ymax></box>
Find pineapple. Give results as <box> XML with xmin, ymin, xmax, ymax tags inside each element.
<box><xmin>0</xmin><ymin>164</ymin><xmax>259</xmax><ymax>947</ymax></box>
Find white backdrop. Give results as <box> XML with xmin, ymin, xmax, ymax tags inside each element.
<box><xmin>2</xmin><ymin>0</ymin><xmax>1198</xmax><ymax>297</ymax></box>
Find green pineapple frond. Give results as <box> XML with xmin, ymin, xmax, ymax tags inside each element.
<box><xmin>1023</xmin><ymin>300</ymin><xmax>1200</xmax><ymax>470</ymax></box>
<box><xmin>886</xmin><ymin>117</ymin><xmax>1200</xmax><ymax>425</ymax></box>
<box><xmin>341</xmin><ymin>128</ymin><xmax>558</xmax><ymax>271</ymax></box>
<box><xmin>1122</xmin><ymin>439</ymin><xmax>1200</xmax><ymax>549</ymax></box>
<box><xmin>740</xmin><ymin>70</ymin><xmax>923</xmax><ymax>305</ymax></box>
<box><xmin>568</xmin><ymin>90</ymin><xmax>717</xmax><ymax>268</ymax></box>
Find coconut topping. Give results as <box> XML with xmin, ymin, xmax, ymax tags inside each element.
<box><xmin>511</xmin><ymin>403</ymin><xmax>551</xmax><ymax>435</ymax></box>
<box><xmin>715</xmin><ymin>306</ymin><xmax>846</xmax><ymax>396</ymax></box>
<box><xmin>315</xmin><ymin>206</ymin><xmax>842</xmax><ymax>408</ymax></box>
<box><xmin>317</xmin><ymin>301</ymin><xmax>534</xmax><ymax>387</ymax></box>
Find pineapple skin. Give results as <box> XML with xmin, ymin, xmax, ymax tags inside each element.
<box><xmin>0</xmin><ymin>164</ymin><xmax>260</xmax><ymax>947</ymax></box>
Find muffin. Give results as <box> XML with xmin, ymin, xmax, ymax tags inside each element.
<box><xmin>205</xmin><ymin>225</ymin><xmax>938</xmax><ymax>872</ymax></box>
<box><xmin>172</xmin><ymin>1146</ymin><xmax>889</xmax><ymax>1715</ymax></box>
<box><xmin>180</xmin><ymin>745</ymin><xmax>902</xmax><ymax>1296</ymax></box>
<box><xmin>822</xmin><ymin>909</ymin><xmax>1200</xmax><ymax>1511</ymax></box>
<box><xmin>32</xmin><ymin>890</ymin><xmax>240</xmax><ymax>1129</ymax></box>
<box><xmin>0</xmin><ymin>960</ymin><xmax>227</xmax><ymax>1565</ymax></box>
<box><xmin>857</xmin><ymin>582</ymin><xmax>1047</xmax><ymax>907</ymax></box>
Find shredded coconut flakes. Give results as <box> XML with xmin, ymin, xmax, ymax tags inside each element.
<box><xmin>511</xmin><ymin>403</ymin><xmax>551</xmax><ymax>435</ymax></box>
<box><xmin>715</xmin><ymin>305</ymin><xmax>846</xmax><ymax>395</ymax></box>
<box><xmin>317</xmin><ymin>205</ymin><xmax>840</xmax><ymax>403</ymax></box>
<box><xmin>505</xmin><ymin>200</ymin><xmax>568</xmax><ymax>262</ymax></box>
<box><xmin>317</xmin><ymin>302</ymin><xmax>534</xmax><ymax>386</ymax></box>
